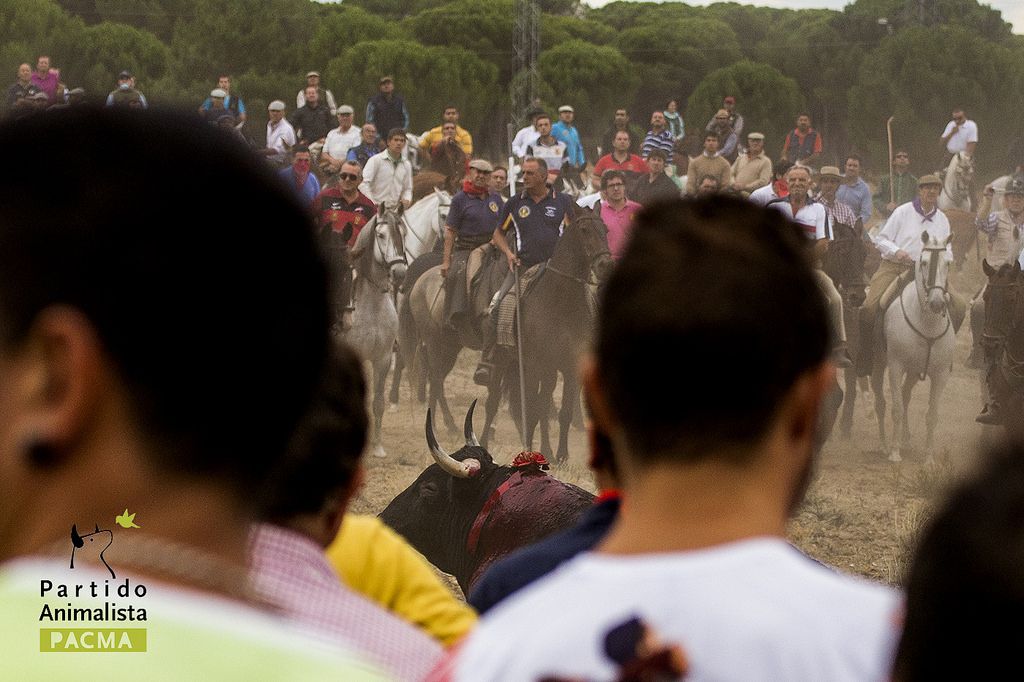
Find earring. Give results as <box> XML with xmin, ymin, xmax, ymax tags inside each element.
<box><xmin>22</xmin><ymin>435</ymin><xmax>61</xmax><ymax>468</ymax></box>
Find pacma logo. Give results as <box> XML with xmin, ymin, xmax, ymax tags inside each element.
<box><xmin>70</xmin><ymin>524</ymin><xmax>115</xmax><ymax>579</ymax></box>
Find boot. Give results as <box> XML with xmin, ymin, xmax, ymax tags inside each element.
<box><xmin>976</xmin><ymin>402</ymin><xmax>1004</xmax><ymax>425</ymax></box>
<box><xmin>475</xmin><ymin>311</ymin><xmax>499</xmax><ymax>386</ymax></box>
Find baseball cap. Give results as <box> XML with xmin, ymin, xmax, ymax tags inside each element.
<box><xmin>338</xmin><ymin>104</ymin><xmax>355</xmax><ymax>115</ymax></box>
<box><xmin>210</xmin><ymin>88</ymin><xmax>227</xmax><ymax>98</ymax></box>
<box><xmin>118</xmin><ymin>70</ymin><xmax>132</xmax><ymax>79</ymax></box>
<box><xmin>747</xmin><ymin>132</ymin><xmax>765</xmax><ymax>140</ymax></box>
<box><xmin>306</xmin><ymin>71</ymin><xmax>320</xmax><ymax>78</ymax></box>
<box><xmin>468</xmin><ymin>159</ymin><xmax>494</xmax><ymax>172</ymax></box>
<box><xmin>558</xmin><ymin>105</ymin><xmax>574</xmax><ymax>113</ymax></box>
<box><xmin>267</xmin><ymin>100</ymin><xmax>286</xmax><ymax>111</ymax></box>
<box><xmin>379</xmin><ymin>75</ymin><xmax>393</xmax><ymax>84</ymax></box>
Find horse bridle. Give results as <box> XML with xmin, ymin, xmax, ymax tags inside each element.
<box><xmin>543</xmin><ymin>218</ymin><xmax>611</xmax><ymax>286</ymax></box>
<box><xmin>900</xmin><ymin>244</ymin><xmax>952</xmax><ymax>380</ymax></box>
<box><xmin>361</xmin><ymin>211</ymin><xmax>407</xmax><ymax>293</ymax></box>
<box><xmin>399</xmin><ymin>194</ymin><xmax>451</xmax><ymax>261</ymax></box>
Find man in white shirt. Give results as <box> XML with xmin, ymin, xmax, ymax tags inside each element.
<box><xmin>940</xmin><ymin>107</ymin><xmax>978</xmax><ymax>161</ymax></box>
<box><xmin>511</xmin><ymin>108</ymin><xmax>542</xmax><ymax>160</ymax></box>
<box><xmin>262</xmin><ymin>100</ymin><xmax>295</xmax><ymax>165</ymax></box>
<box><xmin>447</xmin><ymin>195</ymin><xmax>901</xmax><ymax>682</ymax></box>
<box><xmin>359</xmin><ymin>129</ymin><xmax>413</xmax><ymax>208</ymax></box>
<box><xmin>858</xmin><ymin>174</ymin><xmax>965</xmax><ymax>374</ymax></box>
<box><xmin>321</xmin><ymin>104</ymin><xmax>362</xmax><ymax>174</ymax></box>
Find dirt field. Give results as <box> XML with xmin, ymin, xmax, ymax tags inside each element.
<box><xmin>349</xmin><ymin>254</ymin><xmax>997</xmax><ymax>593</ymax></box>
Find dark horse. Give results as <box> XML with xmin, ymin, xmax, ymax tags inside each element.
<box><xmin>821</xmin><ymin>221</ymin><xmax>868</xmax><ymax>440</ymax></box>
<box><xmin>481</xmin><ymin>208</ymin><xmax>615</xmax><ymax>462</ymax></box>
<box><xmin>980</xmin><ymin>260</ymin><xmax>1024</xmax><ymax>434</ymax></box>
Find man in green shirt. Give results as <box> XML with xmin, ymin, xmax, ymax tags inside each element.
<box><xmin>874</xmin><ymin>149</ymin><xmax>918</xmax><ymax>218</ymax></box>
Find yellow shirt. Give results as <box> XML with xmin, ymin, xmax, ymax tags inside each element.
<box><xmin>419</xmin><ymin>125</ymin><xmax>473</xmax><ymax>156</ymax></box>
<box><xmin>325</xmin><ymin>514</ymin><xmax>477</xmax><ymax>647</ymax></box>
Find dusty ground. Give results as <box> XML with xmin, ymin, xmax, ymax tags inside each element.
<box><xmin>349</xmin><ymin>254</ymin><xmax>997</xmax><ymax>594</ymax></box>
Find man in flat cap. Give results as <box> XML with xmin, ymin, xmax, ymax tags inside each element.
<box><xmin>297</xmin><ymin>70</ymin><xmax>337</xmax><ymax>116</ymax></box>
<box><xmin>366</xmin><ymin>76</ymin><xmax>409</xmax><ymax>143</ymax></box>
<box><xmin>105</xmin><ymin>70</ymin><xmax>147</xmax><ymax>108</ymax></box>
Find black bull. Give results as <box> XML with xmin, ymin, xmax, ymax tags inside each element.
<box><xmin>379</xmin><ymin>403</ymin><xmax>594</xmax><ymax>594</ymax></box>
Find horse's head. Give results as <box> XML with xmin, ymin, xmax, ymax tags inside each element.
<box><xmin>559</xmin><ymin>207</ymin><xmax>614</xmax><ymax>284</ymax></box>
<box><xmin>981</xmin><ymin>259</ymin><xmax>1024</xmax><ymax>351</ymax></box>
<box><xmin>433</xmin><ymin>187</ymin><xmax>452</xmax><ymax>236</ymax></box>
<box><xmin>917</xmin><ymin>230</ymin><xmax>952</xmax><ymax>314</ymax></box>
<box><xmin>953</xmin><ymin>152</ymin><xmax>975</xmax><ymax>193</ymax></box>
<box><xmin>822</xmin><ymin>222</ymin><xmax>867</xmax><ymax>307</ymax></box>
<box><xmin>356</xmin><ymin>203</ymin><xmax>407</xmax><ymax>289</ymax></box>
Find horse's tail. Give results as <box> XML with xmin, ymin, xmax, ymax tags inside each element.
<box><xmin>397</xmin><ymin>292</ymin><xmax>424</xmax><ymax>402</ymax></box>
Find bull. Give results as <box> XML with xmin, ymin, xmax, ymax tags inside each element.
<box><xmin>379</xmin><ymin>401</ymin><xmax>594</xmax><ymax>593</ymax></box>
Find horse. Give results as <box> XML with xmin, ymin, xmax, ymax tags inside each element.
<box><xmin>870</xmin><ymin>232</ymin><xmax>956</xmax><ymax>464</ymax></box>
<box><xmin>938</xmin><ymin>152</ymin><xmax>974</xmax><ymax>212</ymax></box>
<box><xmin>820</xmin><ymin>221</ymin><xmax>869</xmax><ymax>440</ymax></box>
<box><xmin>389</xmin><ymin>188</ymin><xmax>452</xmax><ymax>409</ymax></box>
<box><xmin>483</xmin><ymin>208</ymin><xmax>615</xmax><ymax>463</ymax></box>
<box><xmin>983</xmin><ymin>261</ymin><xmax>1024</xmax><ymax>436</ymax></box>
<box><xmin>342</xmin><ymin>203</ymin><xmax>407</xmax><ymax>458</ymax></box>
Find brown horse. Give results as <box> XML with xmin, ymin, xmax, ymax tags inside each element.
<box><xmin>482</xmin><ymin>208</ymin><xmax>615</xmax><ymax>463</ymax></box>
<box><xmin>822</xmin><ymin>221</ymin><xmax>868</xmax><ymax>440</ymax></box>
<box><xmin>946</xmin><ymin>208</ymin><xmax>978</xmax><ymax>268</ymax></box>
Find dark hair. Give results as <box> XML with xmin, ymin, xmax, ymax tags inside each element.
<box><xmin>613</xmin><ymin>130</ymin><xmax>631</xmax><ymax>142</ymax></box>
<box><xmin>704</xmin><ymin>131</ymin><xmax>719</xmax><ymax>142</ymax></box>
<box><xmin>0</xmin><ymin>108</ymin><xmax>329</xmax><ymax>495</ymax></box>
<box><xmin>893</xmin><ymin>442</ymin><xmax>1024</xmax><ymax>681</ymax></box>
<box><xmin>258</xmin><ymin>343</ymin><xmax>368</xmax><ymax>522</ymax></box>
<box><xmin>646</xmin><ymin>148</ymin><xmax>667</xmax><ymax>162</ymax></box>
<box><xmin>797</xmin><ymin>112</ymin><xmax>812</xmax><ymax>120</ymax></box>
<box><xmin>601</xmin><ymin>170</ymin><xmax>627</xmax><ymax>190</ymax></box>
<box><xmin>292</xmin><ymin>144</ymin><xmax>310</xmax><ymax>155</ymax></box>
<box><xmin>698</xmin><ymin>174</ymin><xmax>720</xmax><ymax>188</ymax></box>
<box><xmin>596</xmin><ymin>196</ymin><xmax>828</xmax><ymax>464</ymax></box>
<box><xmin>846</xmin><ymin>154</ymin><xmax>863</xmax><ymax>165</ymax></box>
<box><xmin>387</xmin><ymin>127</ymin><xmax>406</xmax><ymax>140</ymax></box>
<box><xmin>772</xmin><ymin>159</ymin><xmax>794</xmax><ymax>180</ymax></box>
<box><xmin>534</xmin><ymin>114</ymin><xmax>551</xmax><ymax>125</ymax></box>
<box><xmin>524</xmin><ymin>156</ymin><xmax>548</xmax><ymax>174</ymax></box>
<box><xmin>443</xmin><ymin>105</ymin><xmax>458</xmax><ymax>113</ymax></box>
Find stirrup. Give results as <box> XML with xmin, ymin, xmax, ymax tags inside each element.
<box><xmin>473</xmin><ymin>362</ymin><xmax>494</xmax><ymax>387</ymax></box>
<box><xmin>976</xmin><ymin>404</ymin><xmax>1004</xmax><ymax>426</ymax></box>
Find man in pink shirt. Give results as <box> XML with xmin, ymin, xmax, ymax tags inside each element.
<box><xmin>29</xmin><ymin>55</ymin><xmax>59</xmax><ymax>103</ymax></box>
<box><xmin>596</xmin><ymin>170</ymin><xmax>642</xmax><ymax>259</ymax></box>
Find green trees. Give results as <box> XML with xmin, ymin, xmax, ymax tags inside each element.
<box><xmin>5</xmin><ymin>0</ymin><xmax>1021</xmax><ymax>168</ymax></box>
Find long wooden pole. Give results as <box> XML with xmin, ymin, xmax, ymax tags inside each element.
<box><xmin>886</xmin><ymin>116</ymin><xmax>896</xmax><ymax>205</ymax></box>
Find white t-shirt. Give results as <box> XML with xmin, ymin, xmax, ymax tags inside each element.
<box><xmin>748</xmin><ymin>184</ymin><xmax>777</xmax><ymax>206</ymax></box>
<box><xmin>767</xmin><ymin>197</ymin><xmax>828</xmax><ymax>240</ymax></box>
<box><xmin>941</xmin><ymin>119</ymin><xmax>978</xmax><ymax>154</ymax></box>
<box><xmin>323</xmin><ymin>125</ymin><xmax>362</xmax><ymax>162</ymax></box>
<box><xmin>452</xmin><ymin>538</ymin><xmax>900</xmax><ymax>682</ymax></box>
<box><xmin>511</xmin><ymin>125</ymin><xmax>540</xmax><ymax>159</ymax></box>
<box><xmin>875</xmin><ymin>201</ymin><xmax>953</xmax><ymax>261</ymax></box>
<box><xmin>267</xmin><ymin>119</ymin><xmax>296</xmax><ymax>153</ymax></box>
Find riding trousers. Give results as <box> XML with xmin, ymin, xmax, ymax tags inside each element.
<box><xmin>814</xmin><ymin>269</ymin><xmax>847</xmax><ymax>344</ymax></box>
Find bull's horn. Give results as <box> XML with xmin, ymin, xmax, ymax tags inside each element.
<box><xmin>464</xmin><ymin>400</ymin><xmax>481</xmax><ymax>447</ymax></box>
<box><xmin>426</xmin><ymin>409</ymin><xmax>478</xmax><ymax>478</ymax></box>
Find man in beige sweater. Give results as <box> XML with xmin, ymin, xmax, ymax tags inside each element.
<box><xmin>731</xmin><ymin>132</ymin><xmax>772</xmax><ymax>197</ymax></box>
<box><xmin>687</xmin><ymin>132</ymin><xmax>732</xmax><ymax>195</ymax></box>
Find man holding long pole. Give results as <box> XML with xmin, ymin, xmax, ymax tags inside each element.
<box><xmin>475</xmin><ymin>158</ymin><xmax>574</xmax><ymax>432</ymax></box>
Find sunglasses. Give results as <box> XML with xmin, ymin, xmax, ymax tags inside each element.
<box><xmin>339</xmin><ymin>172</ymin><xmax>359</xmax><ymax>181</ymax></box>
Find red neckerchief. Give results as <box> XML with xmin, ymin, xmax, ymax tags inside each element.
<box><xmin>773</xmin><ymin>179</ymin><xmax>789</xmax><ymax>197</ymax></box>
<box><xmin>462</xmin><ymin>179</ymin><xmax>488</xmax><ymax>197</ymax></box>
<box><xmin>595</xmin><ymin>489</ymin><xmax>622</xmax><ymax>504</ymax></box>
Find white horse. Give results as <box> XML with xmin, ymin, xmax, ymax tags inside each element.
<box><xmin>343</xmin><ymin>204</ymin><xmax>407</xmax><ymax>458</ymax></box>
<box><xmin>938</xmin><ymin>152</ymin><xmax>974</xmax><ymax>212</ymax></box>
<box><xmin>401</xmin><ymin>187</ymin><xmax>451</xmax><ymax>262</ymax></box>
<box><xmin>872</xmin><ymin>232</ymin><xmax>956</xmax><ymax>464</ymax></box>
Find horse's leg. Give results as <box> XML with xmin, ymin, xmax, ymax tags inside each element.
<box><xmin>436</xmin><ymin>343</ymin><xmax>460</xmax><ymax>436</ymax></box>
<box><xmin>900</xmin><ymin>371</ymin><xmax>917</xmax><ymax>447</ymax></box>
<box><xmin>370</xmin><ymin>355</ymin><xmax>389</xmax><ymax>458</ymax></box>
<box><xmin>535</xmin><ymin>371</ymin><xmax>557</xmax><ymax>459</ymax></box>
<box><xmin>840</xmin><ymin>367</ymin><xmax>856</xmax><ymax>439</ymax></box>
<box><xmin>389</xmin><ymin>346</ymin><xmax>404</xmax><ymax>410</ymax></box>
<box><xmin>871</xmin><ymin>358</ymin><xmax>888</xmax><ymax>451</ymax></box>
<box><xmin>924</xmin><ymin>368</ymin><xmax>950</xmax><ymax>464</ymax></box>
<box><xmin>887</xmin><ymin>359</ymin><xmax>903</xmax><ymax>462</ymax></box>
<box><xmin>416</xmin><ymin>343</ymin><xmax>428</xmax><ymax>403</ymax></box>
<box><xmin>481</xmin><ymin>362</ymin><xmax>504</xmax><ymax>449</ymax></box>
<box><xmin>556</xmin><ymin>371</ymin><xmax>577</xmax><ymax>464</ymax></box>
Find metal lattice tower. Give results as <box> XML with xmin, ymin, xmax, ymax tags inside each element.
<box><xmin>510</xmin><ymin>0</ymin><xmax>540</xmax><ymax>140</ymax></box>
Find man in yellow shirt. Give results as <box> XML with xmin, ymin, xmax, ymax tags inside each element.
<box><xmin>420</xmin><ymin>105</ymin><xmax>473</xmax><ymax>156</ymax></box>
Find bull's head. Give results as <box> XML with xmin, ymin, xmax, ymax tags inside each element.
<box><xmin>426</xmin><ymin>402</ymin><xmax>483</xmax><ymax>478</ymax></box>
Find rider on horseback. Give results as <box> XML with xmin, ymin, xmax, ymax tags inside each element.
<box><xmin>474</xmin><ymin>157</ymin><xmax>574</xmax><ymax>386</ymax></box>
<box><xmin>440</xmin><ymin>159</ymin><xmax>503</xmax><ymax>331</ymax></box>
<box><xmin>858</xmin><ymin>175</ymin><xmax>966</xmax><ymax>376</ymax></box>
<box><xmin>975</xmin><ymin>175</ymin><xmax>1024</xmax><ymax>424</ymax></box>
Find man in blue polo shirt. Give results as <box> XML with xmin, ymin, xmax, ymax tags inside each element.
<box><xmin>474</xmin><ymin>157</ymin><xmax>574</xmax><ymax>385</ymax></box>
<box><xmin>441</xmin><ymin>158</ymin><xmax>504</xmax><ymax>329</ymax></box>
<box><xmin>552</xmin><ymin>105</ymin><xmax>587</xmax><ymax>185</ymax></box>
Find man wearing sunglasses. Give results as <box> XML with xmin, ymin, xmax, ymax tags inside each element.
<box><xmin>314</xmin><ymin>161</ymin><xmax>376</xmax><ymax>328</ymax></box>
<box><xmin>874</xmin><ymin>150</ymin><xmax>917</xmax><ymax>217</ymax></box>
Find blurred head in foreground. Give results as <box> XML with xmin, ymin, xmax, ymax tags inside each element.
<box><xmin>0</xmin><ymin>107</ymin><xmax>329</xmax><ymax>565</ymax></box>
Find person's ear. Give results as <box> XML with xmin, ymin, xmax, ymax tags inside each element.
<box><xmin>16</xmin><ymin>306</ymin><xmax>105</xmax><ymax>468</ymax></box>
